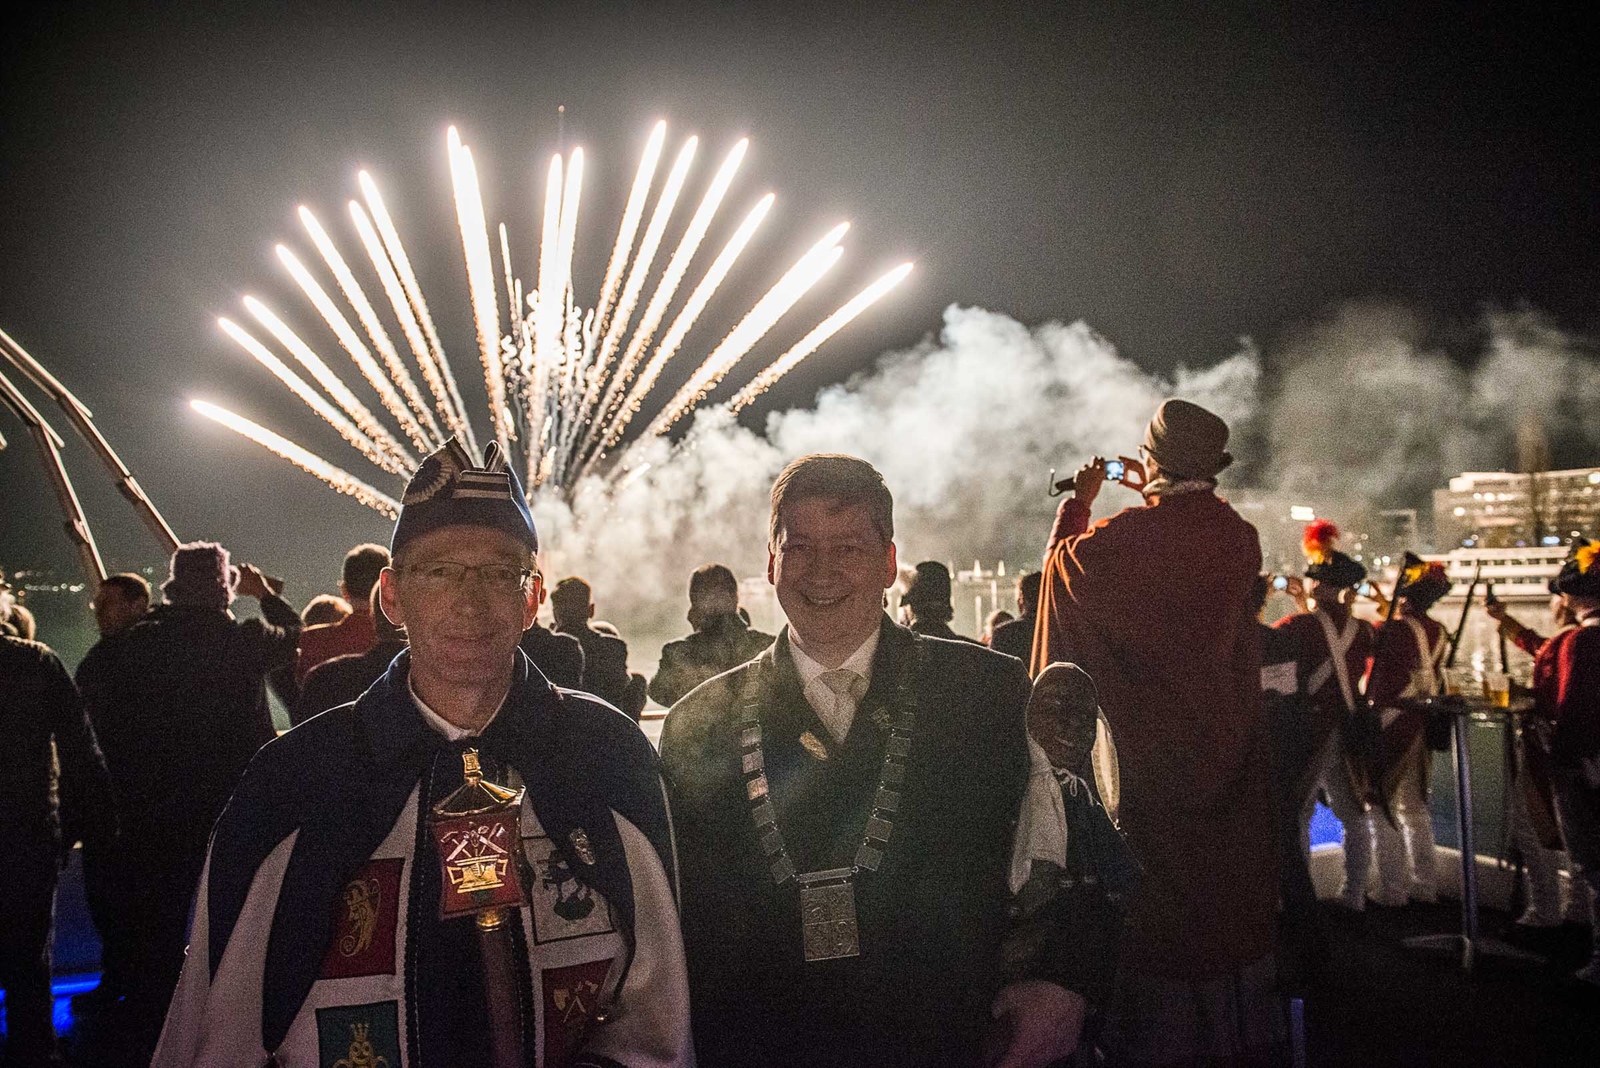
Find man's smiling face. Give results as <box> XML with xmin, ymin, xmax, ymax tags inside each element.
<box><xmin>768</xmin><ymin>496</ymin><xmax>897</xmax><ymax>656</ymax></box>
<box><xmin>379</xmin><ymin>524</ymin><xmax>540</xmax><ymax>692</ymax></box>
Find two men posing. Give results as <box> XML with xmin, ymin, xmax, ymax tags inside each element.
<box><xmin>158</xmin><ymin>445</ymin><xmax>1086</xmax><ymax>1066</ymax></box>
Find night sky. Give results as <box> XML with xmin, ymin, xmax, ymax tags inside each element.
<box><xmin>3</xmin><ymin>1</ymin><xmax>1597</xmax><ymax>592</ymax></box>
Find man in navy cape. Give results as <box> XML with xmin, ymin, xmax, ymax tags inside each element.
<box><xmin>156</xmin><ymin>439</ymin><xmax>691</xmax><ymax>1068</ymax></box>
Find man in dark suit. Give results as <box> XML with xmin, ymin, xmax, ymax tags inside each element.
<box><xmin>551</xmin><ymin>576</ymin><xmax>641</xmax><ymax>718</ymax></box>
<box><xmin>661</xmin><ymin>453</ymin><xmax>1087</xmax><ymax>1068</ymax></box>
<box><xmin>76</xmin><ymin>542</ymin><xmax>300</xmax><ymax>1060</ymax></box>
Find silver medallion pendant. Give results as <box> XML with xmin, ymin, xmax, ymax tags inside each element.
<box><xmin>798</xmin><ymin>869</ymin><xmax>861</xmax><ymax>961</ymax></box>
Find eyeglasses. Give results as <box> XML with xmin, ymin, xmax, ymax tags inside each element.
<box><xmin>401</xmin><ymin>561</ymin><xmax>535</xmax><ymax>593</ymax></box>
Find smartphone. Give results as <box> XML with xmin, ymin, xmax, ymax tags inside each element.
<box><xmin>1103</xmin><ymin>459</ymin><xmax>1126</xmax><ymax>482</ymax></box>
<box><xmin>1272</xmin><ymin>575</ymin><xmax>1289</xmax><ymax>591</ymax></box>
<box><xmin>1357</xmin><ymin>581</ymin><xmax>1374</xmax><ymax>596</ymax></box>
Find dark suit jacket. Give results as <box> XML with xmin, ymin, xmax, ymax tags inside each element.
<box><xmin>988</xmin><ymin>613</ymin><xmax>1037</xmax><ymax>666</ymax></box>
<box><xmin>518</xmin><ymin>623</ymin><xmax>584</xmax><ymax>689</ymax></box>
<box><xmin>648</xmin><ymin>613</ymin><xmax>775</xmax><ymax>708</ymax></box>
<box><xmin>290</xmin><ymin>640</ymin><xmax>407</xmax><ymax>726</ymax></box>
<box><xmin>76</xmin><ymin>595</ymin><xmax>300</xmax><ymax>842</ymax></box>
<box><xmin>557</xmin><ymin>621</ymin><xmax>632</xmax><ymax>712</ymax></box>
<box><xmin>660</xmin><ymin>616</ymin><xmax>1042</xmax><ymax>1068</ymax></box>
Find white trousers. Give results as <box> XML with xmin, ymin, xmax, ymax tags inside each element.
<box><xmin>1373</xmin><ymin>756</ymin><xmax>1438</xmax><ymax>900</ymax></box>
<box><xmin>1303</xmin><ymin>739</ymin><xmax>1372</xmax><ymax>903</ymax></box>
<box><xmin>1509</xmin><ymin>777</ymin><xmax>1568</xmax><ymax>923</ymax></box>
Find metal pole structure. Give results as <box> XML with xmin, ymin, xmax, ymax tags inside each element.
<box><xmin>0</xmin><ymin>367</ymin><xmax>107</xmax><ymax>585</ymax></box>
<box><xmin>1454</xmin><ymin>706</ymin><xmax>1481</xmax><ymax>969</ymax></box>
<box><xmin>1402</xmin><ymin>701</ymin><xmax>1542</xmax><ymax>972</ymax></box>
<box><xmin>0</xmin><ymin>325</ymin><xmax>180</xmax><ymax>552</ymax></box>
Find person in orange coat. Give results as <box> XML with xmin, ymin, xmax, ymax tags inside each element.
<box><xmin>1033</xmin><ymin>399</ymin><xmax>1280</xmax><ymax>1067</ymax></box>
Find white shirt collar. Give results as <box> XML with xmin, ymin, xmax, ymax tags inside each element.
<box><xmin>788</xmin><ymin>627</ymin><xmax>880</xmax><ymax>688</ymax></box>
<box><xmin>408</xmin><ymin>674</ymin><xmax>508</xmax><ymax>742</ymax></box>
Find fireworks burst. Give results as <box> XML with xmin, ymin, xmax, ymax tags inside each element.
<box><xmin>196</xmin><ymin>120</ymin><xmax>912</xmax><ymax>514</ymax></box>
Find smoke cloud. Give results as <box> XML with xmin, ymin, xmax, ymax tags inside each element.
<box><xmin>538</xmin><ymin>301</ymin><xmax>1600</xmax><ymax>657</ymax></box>
<box><xmin>1254</xmin><ymin>302</ymin><xmax>1600</xmax><ymax>514</ymax></box>
<box><xmin>538</xmin><ymin>304</ymin><xmax>1260</xmax><ymax>650</ymax></box>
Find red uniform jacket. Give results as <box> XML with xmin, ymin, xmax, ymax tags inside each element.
<box><xmin>1033</xmin><ymin>489</ymin><xmax>1277</xmax><ymax>980</ymax></box>
<box><xmin>1365</xmin><ymin>606</ymin><xmax>1445</xmax><ymax>710</ymax></box>
<box><xmin>1274</xmin><ymin>607</ymin><xmax>1375</xmax><ymax>800</ymax></box>
<box><xmin>1538</xmin><ymin>615</ymin><xmax>1600</xmax><ymax>767</ymax></box>
<box><xmin>1507</xmin><ymin>623</ymin><xmax>1567</xmax><ymax>847</ymax></box>
<box><xmin>1274</xmin><ymin>608</ymin><xmax>1375</xmax><ymax>733</ymax></box>
<box><xmin>1365</xmin><ymin>606</ymin><xmax>1446</xmax><ymax>802</ymax></box>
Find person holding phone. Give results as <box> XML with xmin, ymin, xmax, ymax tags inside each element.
<box><xmin>1272</xmin><ymin>521</ymin><xmax>1377</xmax><ymax>910</ymax></box>
<box><xmin>1034</xmin><ymin>399</ymin><xmax>1282</xmax><ymax>1066</ymax></box>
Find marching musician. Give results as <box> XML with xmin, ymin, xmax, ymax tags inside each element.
<box><xmin>661</xmin><ymin>453</ymin><xmax>1090</xmax><ymax>1068</ymax></box>
<box><xmin>1273</xmin><ymin>521</ymin><xmax>1377</xmax><ymax>910</ymax></box>
<box><xmin>155</xmin><ymin>439</ymin><xmax>692</xmax><ymax>1067</ymax></box>
<box><xmin>1365</xmin><ymin>558</ymin><xmax>1452</xmax><ymax>906</ymax></box>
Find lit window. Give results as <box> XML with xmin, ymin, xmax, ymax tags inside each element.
<box><xmin>1453</xmin><ymin>507</ymin><xmax>1466</xmax><ymax>517</ymax></box>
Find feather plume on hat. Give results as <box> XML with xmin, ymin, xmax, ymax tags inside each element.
<box><xmin>1302</xmin><ymin>520</ymin><xmax>1339</xmax><ymax>566</ymax></box>
<box><xmin>1301</xmin><ymin>519</ymin><xmax>1366</xmax><ymax>589</ymax></box>
<box><xmin>1553</xmin><ymin>538</ymin><xmax>1600</xmax><ymax>598</ymax></box>
<box><xmin>1398</xmin><ymin>557</ymin><xmax>1451</xmax><ymax>609</ymax></box>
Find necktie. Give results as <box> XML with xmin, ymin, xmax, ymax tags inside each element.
<box><xmin>817</xmin><ymin>669</ymin><xmax>867</xmax><ymax>742</ymax></box>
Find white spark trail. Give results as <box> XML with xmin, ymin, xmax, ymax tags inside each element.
<box><xmin>563</xmin><ymin>121</ymin><xmax>667</xmax><ymax>464</ymax></box>
<box><xmin>589</xmin><ymin>136</ymin><xmax>699</xmax><ymax>432</ymax></box>
<box><xmin>191</xmin><ymin>399</ymin><xmax>400</xmax><ymax>517</ymax></box>
<box><xmin>530</xmin><ymin>152</ymin><xmax>565</xmax><ymax>467</ymax></box>
<box><xmin>242</xmin><ymin>296</ymin><xmax>414</xmax><ymax>471</ymax></box>
<box><xmin>730</xmin><ymin>261</ymin><xmax>915</xmax><ymax>413</ymax></box>
<box><xmin>498</xmin><ymin>223</ymin><xmax>521</xmax><ymax>365</ymax></box>
<box><xmin>610</xmin><ymin>139</ymin><xmax>748</xmax><ymax>418</ymax></box>
<box><xmin>592</xmin><ymin>191</ymin><xmax>774</xmax><ymax>456</ymax></box>
<box><xmin>207</xmin><ymin>121</ymin><xmax>914</xmax><ymax>511</ymax></box>
<box><xmin>298</xmin><ymin>206</ymin><xmax>442</xmax><ymax>445</ymax></box>
<box><xmin>349</xmin><ymin>200</ymin><xmax>474</xmax><ymax>449</ymax></box>
<box><xmin>276</xmin><ymin>244</ymin><xmax>433</xmax><ymax>453</ymax></box>
<box><xmin>555</xmin><ymin>149</ymin><xmax>585</xmax><ymax>414</ymax></box>
<box><xmin>592</xmin><ymin>121</ymin><xmax>666</xmax><ymax>347</ymax></box>
<box><xmin>448</xmin><ymin>127</ymin><xmax>512</xmax><ymax>456</ymax></box>
<box><xmin>359</xmin><ymin>170</ymin><xmax>475</xmax><ymax>451</ymax></box>
<box><xmin>218</xmin><ymin>317</ymin><xmax>397</xmax><ymax>473</ymax></box>
<box><xmin>644</xmin><ymin>223</ymin><xmax>848</xmax><ymax>439</ymax></box>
